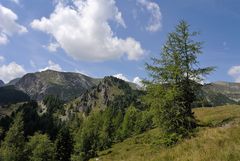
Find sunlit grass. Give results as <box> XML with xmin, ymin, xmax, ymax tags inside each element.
<box><xmin>91</xmin><ymin>105</ymin><xmax>240</xmax><ymax>161</ymax></box>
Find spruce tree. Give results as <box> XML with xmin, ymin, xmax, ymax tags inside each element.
<box><xmin>0</xmin><ymin>112</ymin><xmax>26</xmax><ymax>161</ymax></box>
<box><xmin>55</xmin><ymin>128</ymin><xmax>73</xmax><ymax>161</ymax></box>
<box><xmin>145</xmin><ymin>20</ymin><xmax>214</xmax><ymax>141</ymax></box>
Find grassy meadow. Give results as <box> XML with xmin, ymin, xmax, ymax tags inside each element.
<box><xmin>91</xmin><ymin>105</ymin><xmax>240</xmax><ymax>161</ymax></box>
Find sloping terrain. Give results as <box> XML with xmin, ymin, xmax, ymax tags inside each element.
<box><xmin>67</xmin><ymin>76</ymin><xmax>143</xmax><ymax>113</ymax></box>
<box><xmin>0</xmin><ymin>86</ymin><xmax>30</xmax><ymax>106</ymax></box>
<box><xmin>204</xmin><ymin>82</ymin><xmax>240</xmax><ymax>102</ymax></box>
<box><xmin>11</xmin><ymin>70</ymin><xmax>100</xmax><ymax>101</ymax></box>
<box><xmin>92</xmin><ymin>105</ymin><xmax>240</xmax><ymax>161</ymax></box>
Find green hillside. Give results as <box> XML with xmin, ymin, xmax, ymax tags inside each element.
<box><xmin>66</xmin><ymin>76</ymin><xmax>144</xmax><ymax>113</ymax></box>
<box><xmin>0</xmin><ymin>86</ymin><xmax>30</xmax><ymax>106</ymax></box>
<box><xmin>91</xmin><ymin>105</ymin><xmax>240</xmax><ymax>161</ymax></box>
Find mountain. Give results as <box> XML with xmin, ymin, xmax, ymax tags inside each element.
<box><xmin>193</xmin><ymin>82</ymin><xmax>240</xmax><ymax>107</ymax></box>
<box><xmin>11</xmin><ymin>70</ymin><xmax>100</xmax><ymax>101</ymax></box>
<box><xmin>7</xmin><ymin>69</ymin><xmax>240</xmax><ymax>107</ymax></box>
<box><xmin>204</xmin><ymin>81</ymin><xmax>240</xmax><ymax>102</ymax></box>
<box><xmin>68</xmin><ymin>76</ymin><xmax>143</xmax><ymax>113</ymax></box>
<box><xmin>7</xmin><ymin>78</ymin><xmax>21</xmax><ymax>86</ymax></box>
<box><xmin>0</xmin><ymin>86</ymin><xmax>30</xmax><ymax>106</ymax></box>
<box><xmin>0</xmin><ymin>80</ymin><xmax>4</xmax><ymax>87</ymax></box>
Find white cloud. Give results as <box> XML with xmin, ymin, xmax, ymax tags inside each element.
<box><xmin>44</xmin><ymin>42</ymin><xmax>60</xmax><ymax>52</ymax></box>
<box><xmin>75</xmin><ymin>69</ymin><xmax>89</xmax><ymax>76</ymax></box>
<box><xmin>0</xmin><ymin>62</ymin><xmax>26</xmax><ymax>83</ymax></box>
<box><xmin>39</xmin><ymin>60</ymin><xmax>62</xmax><ymax>72</ymax></box>
<box><xmin>0</xmin><ymin>4</ymin><xmax>27</xmax><ymax>45</ymax></box>
<box><xmin>137</xmin><ymin>0</ymin><xmax>162</xmax><ymax>32</ymax></box>
<box><xmin>228</xmin><ymin>65</ymin><xmax>240</xmax><ymax>82</ymax></box>
<box><xmin>133</xmin><ymin>76</ymin><xmax>143</xmax><ymax>87</ymax></box>
<box><xmin>0</xmin><ymin>33</ymin><xmax>8</xmax><ymax>45</ymax></box>
<box><xmin>0</xmin><ymin>56</ymin><xmax>5</xmax><ymax>62</ymax></box>
<box><xmin>113</xmin><ymin>73</ymin><xmax>129</xmax><ymax>82</ymax></box>
<box><xmin>113</xmin><ymin>73</ymin><xmax>144</xmax><ymax>87</ymax></box>
<box><xmin>10</xmin><ymin>0</ymin><xmax>20</xmax><ymax>4</ymax></box>
<box><xmin>31</xmin><ymin>0</ymin><xmax>144</xmax><ymax>61</ymax></box>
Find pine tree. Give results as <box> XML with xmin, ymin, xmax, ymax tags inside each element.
<box><xmin>145</xmin><ymin>20</ymin><xmax>214</xmax><ymax>142</ymax></box>
<box><xmin>0</xmin><ymin>112</ymin><xmax>26</xmax><ymax>161</ymax></box>
<box><xmin>55</xmin><ymin>128</ymin><xmax>73</xmax><ymax>161</ymax></box>
<box><xmin>71</xmin><ymin>112</ymin><xmax>102</xmax><ymax>161</ymax></box>
<box><xmin>121</xmin><ymin>105</ymin><xmax>138</xmax><ymax>138</ymax></box>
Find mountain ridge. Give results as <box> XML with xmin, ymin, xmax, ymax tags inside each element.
<box><xmin>9</xmin><ymin>70</ymin><xmax>100</xmax><ymax>101</ymax></box>
<box><xmin>4</xmin><ymin>70</ymin><xmax>240</xmax><ymax>107</ymax></box>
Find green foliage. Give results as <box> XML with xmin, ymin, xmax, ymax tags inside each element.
<box><xmin>55</xmin><ymin>128</ymin><xmax>73</xmax><ymax>161</ymax></box>
<box><xmin>121</xmin><ymin>106</ymin><xmax>138</xmax><ymax>138</ymax></box>
<box><xmin>98</xmin><ymin>109</ymin><xmax>114</xmax><ymax>150</ymax></box>
<box><xmin>0</xmin><ymin>86</ymin><xmax>30</xmax><ymax>106</ymax></box>
<box><xmin>144</xmin><ymin>20</ymin><xmax>214</xmax><ymax>142</ymax></box>
<box><xmin>121</xmin><ymin>106</ymin><xmax>153</xmax><ymax>139</ymax></box>
<box><xmin>14</xmin><ymin>101</ymin><xmax>40</xmax><ymax>136</ymax></box>
<box><xmin>43</xmin><ymin>95</ymin><xmax>64</xmax><ymax>114</ymax></box>
<box><xmin>26</xmin><ymin>133</ymin><xmax>55</xmax><ymax>161</ymax></box>
<box><xmin>91</xmin><ymin>105</ymin><xmax>240</xmax><ymax>161</ymax></box>
<box><xmin>72</xmin><ymin>112</ymin><xmax>102</xmax><ymax>161</ymax></box>
<box><xmin>41</xmin><ymin>95</ymin><xmax>64</xmax><ymax>139</ymax></box>
<box><xmin>0</xmin><ymin>112</ymin><xmax>26</xmax><ymax>161</ymax></box>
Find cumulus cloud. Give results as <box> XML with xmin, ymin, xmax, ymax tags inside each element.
<box><xmin>113</xmin><ymin>73</ymin><xmax>143</xmax><ymax>87</ymax></box>
<box><xmin>31</xmin><ymin>0</ymin><xmax>144</xmax><ymax>61</ymax></box>
<box><xmin>0</xmin><ymin>4</ymin><xmax>27</xmax><ymax>45</ymax></box>
<box><xmin>0</xmin><ymin>62</ymin><xmax>26</xmax><ymax>83</ymax></box>
<box><xmin>137</xmin><ymin>0</ymin><xmax>162</xmax><ymax>32</ymax></box>
<box><xmin>228</xmin><ymin>65</ymin><xmax>240</xmax><ymax>82</ymax></box>
<box><xmin>133</xmin><ymin>76</ymin><xmax>143</xmax><ymax>87</ymax></box>
<box><xmin>113</xmin><ymin>73</ymin><xmax>130</xmax><ymax>82</ymax></box>
<box><xmin>39</xmin><ymin>60</ymin><xmax>62</xmax><ymax>72</ymax></box>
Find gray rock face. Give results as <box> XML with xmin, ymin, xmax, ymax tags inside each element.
<box><xmin>12</xmin><ymin>70</ymin><xmax>99</xmax><ymax>101</ymax></box>
<box><xmin>0</xmin><ymin>80</ymin><xmax>4</xmax><ymax>87</ymax></box>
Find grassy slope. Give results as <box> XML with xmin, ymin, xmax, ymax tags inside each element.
<box><xmin>91</xmin><ymin>105</ymin><xmax>240</xmax><ymax>161</ymax></box>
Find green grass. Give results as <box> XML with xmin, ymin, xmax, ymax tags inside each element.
<box><xmin>91</xmin><ymin>105</ymin><xmax>240</xmax><ymax>161</ymax></box>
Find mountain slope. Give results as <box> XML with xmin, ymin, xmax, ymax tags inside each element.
<box><xmin>68</xmin><ymin>76</ymin><xmax>143</xmax><ymax>113</ymax></box>
<box><xmin>204</xmin><ymin>81</ymin><xmax>240</xmax><ymax>102</ymax></box>
<box><xmin>0</xmin><ymin>86</ymin><xmax>30</xmax><ymax>106</ymax></box>
<box><xmin>12</xmin><ymin>70</ymin><xmax>99</xmax><ymax>101</ymax></box>
<box><xmin>0</xmin><ymin>80</ymin><xmax>4</xmax><ymax>87</ymax></box>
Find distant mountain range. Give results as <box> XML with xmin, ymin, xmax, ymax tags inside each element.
<box><xmin>1</xmin><ymin>70</ymin><xmax>240</xmax><ymax>108</ymax></box>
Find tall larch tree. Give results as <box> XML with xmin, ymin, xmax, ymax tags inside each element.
<box><xmin>144</xmin><ymin>20</ymin><xmax>214</xmax><ymax>143</ymax></box>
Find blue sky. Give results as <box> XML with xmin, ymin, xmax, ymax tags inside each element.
<box><xmin>0</xmin><ymin>0</ymin><xmax>240</xmax><ymax>84</ymax></box>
